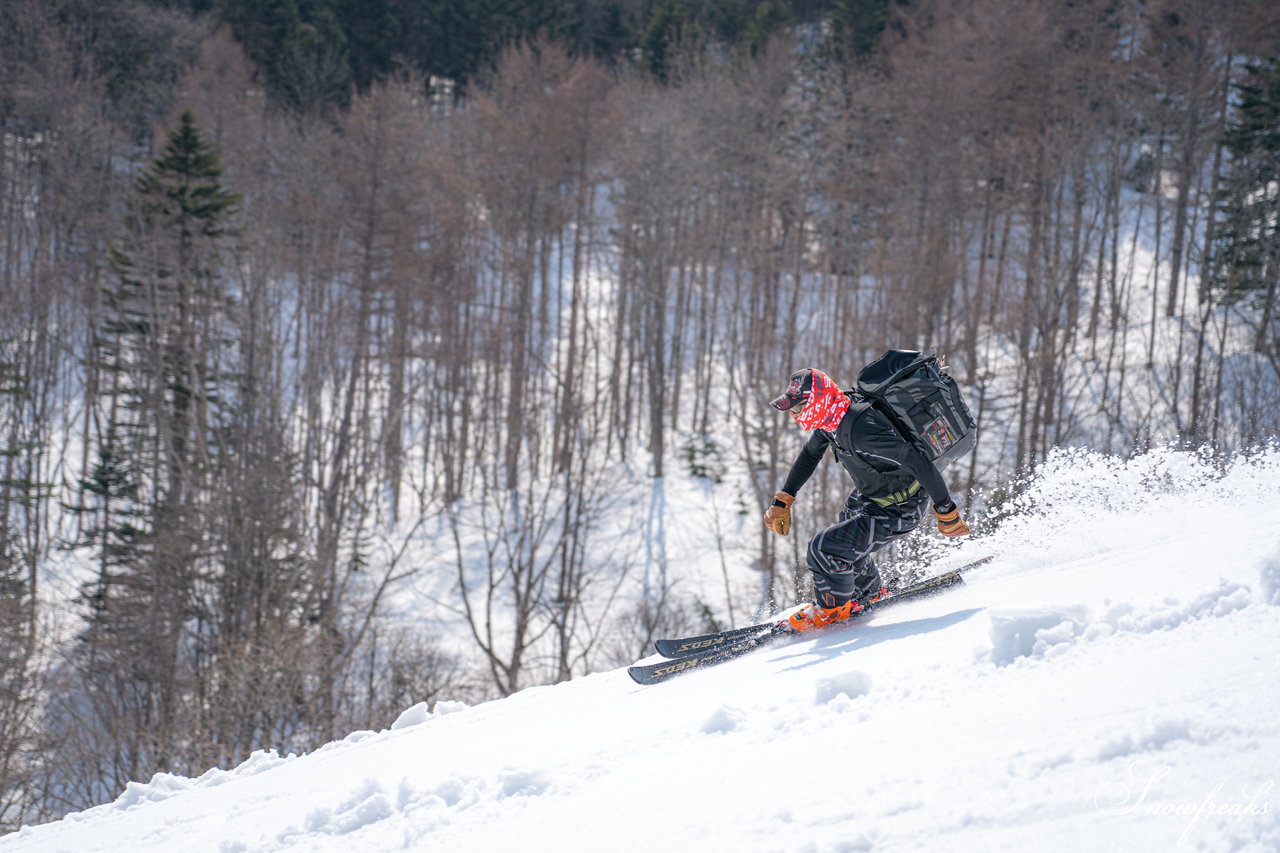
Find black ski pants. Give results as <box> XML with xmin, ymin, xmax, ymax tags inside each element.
<box><xmin>806</xmin><ymin>489</ymin><xmax>930</xmax><ymax>607</ymax></box>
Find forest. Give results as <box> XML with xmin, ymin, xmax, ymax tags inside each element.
<box><xmin>2</xmin><ymin>0</ymin><xmax>1279</xmax><ymax>830</ymax></box>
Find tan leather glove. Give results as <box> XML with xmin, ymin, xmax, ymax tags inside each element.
<box><xmin>763</xmin><ymin>491</ymin><xmax>795</xmax><ymax>536</ymax></box>
<box><xmin>933</xmin><ymin>500</ymin><xmax>970</xmax><ymax>538</ymax></box>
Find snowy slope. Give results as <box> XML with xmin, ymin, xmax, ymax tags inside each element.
<box><xmin>4</xmin><ymin>447</ymin><xmax>1280</xmax><ymax>853</ymax></box>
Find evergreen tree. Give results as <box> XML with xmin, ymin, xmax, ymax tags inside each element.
<box><xmin>115</xmin><ymin>108</ymin><xmax>239</xmax><ymax>533</ymax></box>
<box><xmin>332</xmin><ymin>0</ymin><xmax>399</xmax><ymax>91</ymax></box>
<box><xmin>705</xmin><ymin>0</ymin><xmax>754</xmax><ymax>45</ymax></box>
<box><xmin>0</xmin><ymin>350</ymin><xmax>52</xmax><ymax>661</ymax></box>
<box><xmin>276</xmin><ymin>3</ymin><xmax>352</xmax><ymax>111</ymax></box>
<box><xmin>828</xmin><ymin>0</ymin><xmax>890</xmax><ymax>63</ymax></box>
<box><xmin>63</xmin><ymin>428</ymin><xmax>145</xmax><ymax>620</ymax></box>
<box><xmin>411</xmin><ymin>0</ymin><xmax>495</xmax><ymax>87</ymax></box>
<box><xmin>58</xmin><ymin>109</ymin><xmax>242</xmax><ymax>795</ymax></box>
<box><xmin>222</xmin><ymin>0</ymin><xmax>352</xmax><ymax>111</ymax></box>
<box><xmin>221</xmin><ymin>0</ymin><xmax>586</xmax><ymax>107</ymax></box>
<box><xmin>0</xmin><ymin>354</ymin><xmax>33</xmax><ymax>615</ymax></box>
<box><xmin>744</xmin><ymin>1</ymin><xmax>792</xmax><ymax>56</ymax></box>
<box><xmin>642</xmin><ymin>0</ymin><xmax>698</xmax><ymax>82</ymax></box>
<box><xmin>0</xmin><ymin>350</ymin><xmax>50</xmax><ymax>830</ymax></box>
<box><xmin>411</xmin><ymin>0</ymin><xmax>581</xmax><ymax>93</ymax></box>
<box><xmin>583</xmin><ymin>0</ymin><xmax>638</xmax><ymax>61</ymax></box>
<box><xmin>1210</xmin><ymin>57</ymin><xmax>1280</xmax><ymax>355</ymax></box>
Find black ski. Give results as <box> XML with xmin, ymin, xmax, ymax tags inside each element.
<box><xmin>630</xmin><ymin>556</ymin><xmax>990</xmax><ymax>686</ymax></box>
<box><xmin>627</xmin><ymin>628</ymin><xmax>788</xmax><ymax>685</ymax></box>
<box><xmin>652</xmin><ymin>555</ymin><xmax>991</xmax><ymax>659</ymax></box>
<box><xmin>652</xmin><ymin>623</ymin><xmax>775</xmax><ymax>658</ymax></box>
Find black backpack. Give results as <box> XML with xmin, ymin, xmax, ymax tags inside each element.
<box><xmin>855</xmin><ymin>349</ymin><xmax>977</xmax><ymax>472</ymax></box>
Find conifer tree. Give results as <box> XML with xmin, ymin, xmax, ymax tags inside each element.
<box><xmin>222</xmin><ymin>0</ymin><xmax>352</xmax><ymax>111</ymax></box>
<box><xmin>0</xmin><ymin>350</ymin><xmax>49</xmax><ymax>830</ymax></box>
<box><xmin>58</xmin><ymin>109</ymin><xmax>242</xmax><ymax>795</ymax></box>
<box><xmin>0</xmin><ymin>354</ymin><xmax>34</xmax><ymax>624</ymax></box>
<box><xmin>1210</xmin><ymin>57</ymin><xmax>1280</xmax><ymax>357</ymax></box>
<box><xmin>744</xmin><ymin>1</ymin><xmax>791</xmax><ymax>56</ymax></box>
<box><xmin>828</xmin><ymin>0</ymin><xmax>890</xmax><ymax>62</ymax></box>
<box><xmin>643</xmin><ymin>0</ymin><xmax>698</xmax><ymax>82</ymax></box>
<box><xmin>0</xmin><ymin>347</ymin><xmax>51</xmax><ymax>646</ymax></box>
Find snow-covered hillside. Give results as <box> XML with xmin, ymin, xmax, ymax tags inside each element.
<box><xmin>4</xmin><ymin>447</ymin><xmax>1279</xmax><ymax>853</ymax></box>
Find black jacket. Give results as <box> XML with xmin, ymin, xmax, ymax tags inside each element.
<box><xmin>781</xmin><ymin>395</ymin><xmax>951</xmax><ymax>506</ymax></box>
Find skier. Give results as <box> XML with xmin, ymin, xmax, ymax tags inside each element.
<box><xmin>763</xmin><ymin>367</ymin><xmax>970</xmax><ymax>632</ymax></box>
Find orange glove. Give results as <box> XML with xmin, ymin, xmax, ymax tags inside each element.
<box><xmin>763</xmin><ymin>491</ymin><xmax>795</xmax><ymax>536</ymax></box>
<box><xmin>933</xmin><ymin>500</ymin><xmax>970</xmax><ymax>537</ymax></box>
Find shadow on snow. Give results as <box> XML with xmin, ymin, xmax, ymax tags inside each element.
<box><xmin>770</xmin><ymin>608</ymin><xmax>985</xmax><ymax>672</ymax></box>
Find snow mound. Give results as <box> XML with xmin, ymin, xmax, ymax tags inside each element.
<box><xmin>391</xmin><ymin>702</ymin><xmax>431</xmax><ymax>730</ymax></box>
<box><xmin>986</xmin><ymin>578</ymin><xmax>1255</xmax><ymax>666</ymax></box>
<box><xmin>814</xmin><ymin>670</ymin><xmax>873</xmax><ymax>704</ymax></box>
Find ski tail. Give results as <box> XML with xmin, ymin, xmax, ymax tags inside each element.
<box><xmin>629</xmin><ymin>634</ymin><xmax>771</xmax><ymax>684</ymax></box>
<box><xmin>653</xmin><ymin>622</ymin><xmax>775</xmax><ymax>658</ymax></box>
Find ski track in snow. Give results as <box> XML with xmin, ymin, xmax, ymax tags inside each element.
<box><xmin>3</xmin><ymin>446</ymin><xmax>1280</xmax><ymax>853</ymax></box>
